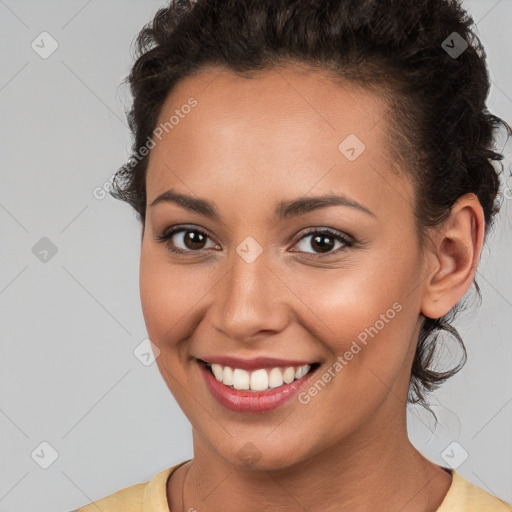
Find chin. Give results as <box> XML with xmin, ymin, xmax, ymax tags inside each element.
<box><xmin>204</xmin><ymin>433</ymin><xmax>313</xmax><ymax>473</ymax></box>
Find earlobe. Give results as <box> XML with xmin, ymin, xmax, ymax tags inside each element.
<box><xmin>421</xmin><ymin>193</ymin><xmax>485</xmax><ymax>319</ymax></box>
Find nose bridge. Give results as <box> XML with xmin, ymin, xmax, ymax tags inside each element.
<box><xmin>212</xmin><ymin>239</ymin><xmax>287</xmax><ymax>341</ymax></box>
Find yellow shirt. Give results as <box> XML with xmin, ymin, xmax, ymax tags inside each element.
<box><xmin>72</xmin><ymin>461</ymin><xmax>511</xmax><ymax>511</ymax></box>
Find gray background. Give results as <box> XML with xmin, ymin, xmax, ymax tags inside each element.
<box><xmin>0</xmin><ymin>1</ymin><xmax>511</xmax><ymax>511</ymax></box>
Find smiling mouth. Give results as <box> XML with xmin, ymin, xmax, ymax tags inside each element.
<box><xmin>198</xmin><ymin>359</ymin><xmax>321</xmax><ymax>392</ymax></box>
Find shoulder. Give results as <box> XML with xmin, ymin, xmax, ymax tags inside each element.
<box><xmin>70</xmin><ymin>461</ymin><xmax>189</xmax><ymax>512</ymax></box>
<box><xmin>70</xmin><ymin>480</ymin><xmax>147</xmax><ymax>512</ymax></box>
<box><xmin>437</xmin><ymin>470</ymin><xmax>512</xmax><ymax>512</ymax></box>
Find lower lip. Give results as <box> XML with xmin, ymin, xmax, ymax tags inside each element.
<box><xmin>199</xmin><ymin>361</ymin><xmax>317</xmax><ymax>414</ymax></box>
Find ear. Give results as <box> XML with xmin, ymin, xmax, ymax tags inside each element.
<box><xmin>421</xmin><ymin>193</ymin><xmax>486</xmax><ymax>319</ymax></box>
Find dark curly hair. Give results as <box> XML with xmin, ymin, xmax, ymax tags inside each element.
<box><xmin>111</xmin><ymin>0</ymin><xmax>511</xmax><ymax>412</ymax></box>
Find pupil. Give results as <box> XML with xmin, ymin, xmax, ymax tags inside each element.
<box><xmin>312</xmin><ymin>234</ymin><xmax>334</xmax><ymax>253</ymax></box>
<box><xmin>185</xmin><ymin>231</ymin><xmax>206</xmax><ymax>250</ymax></box>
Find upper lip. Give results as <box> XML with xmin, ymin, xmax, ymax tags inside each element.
<box><xmin>197</xmin><ymin>355</ymin><xmax>317</xmax><ymax>371</ymax></box>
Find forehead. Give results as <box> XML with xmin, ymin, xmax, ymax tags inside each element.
<box><xmin>152</xmin><ymin>63</ymin><xmax>388</xmax><ymax>149</ymax></box>
<box><xmin>146</xmin><ymin>64</ymin><xmax>413</xmax><ymax>220</ymax></box>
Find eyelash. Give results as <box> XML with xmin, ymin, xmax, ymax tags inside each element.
<box><xmin>155</xmin><ymin>225</ymin><xmax>355</xmax><ymax>259</ymax></box>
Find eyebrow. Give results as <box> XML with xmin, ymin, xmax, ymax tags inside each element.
<box><xmin>149</xmin><ymin>188</ymin><xmax>376</xmax><ymax>220</ymax></box>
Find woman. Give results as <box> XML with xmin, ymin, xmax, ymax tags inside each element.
<box><xmin>74</xmin><ymin>0</ymin><xmax>511</xmax><ymax>510</ymax></box>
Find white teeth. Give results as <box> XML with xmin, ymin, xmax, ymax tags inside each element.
<box><xmin>211</xmin><ymin>363</ymin><xmax>223</xmax><ymax>382</ymax></box>
<box><xmin>233</xmin><ymin>369</ymin><xmax>250</xmax><ymax>390</ymax></box>
<box><xmin>223</xmin><ymin>366</ymin><xmax>234</xmax><ymax>386</ymax></box>
<box><xmin>268</xmin><ymin>367</ymin><xmax>283</xmax><ymax>388</ymax></box>
<box><xmin>250</xmin><ymin>369</ymin><xmax>268</xmax><ymax>391</ymax></box>
<box><xmin>208</xmin><ymin>363</ymin><xmax>312</xmax><ymax>391</ymax></box>
<box><xmin>282</xmin><ymin>366</ymin><xmax>295</xmax><ymax>384</ymax></box>
<box><xmin>295</xmin><ymin>365</ymin><xmax>310</xmax><ymax>379</ymax></box>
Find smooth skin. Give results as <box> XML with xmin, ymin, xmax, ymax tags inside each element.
<box><xmin>139</xmin><ymin>64</ymin><xmax>485</xmax><ymax>512</ymax></box>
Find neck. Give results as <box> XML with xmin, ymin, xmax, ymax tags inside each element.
<box><xmin>175</xmin><ymin>401</ymin><xmax>451</xmax><ymax>512</ymax></box>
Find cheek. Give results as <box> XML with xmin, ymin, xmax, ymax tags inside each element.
<box><xmin>288</xmin><ymin>249</ymin><xmax>420</xmax><ymax>372</ymax></box>
<box><xmin>139</xmin><ymin>244</ymin><xmax>210</xmax><ymax>345</ymax></box>
<box><xmin>139</xmin><ymin>246</ymin><xmax>207</xmax><ymax>411</ymax></box>
<box><xmin>289</xmin><ymin>266</ymin><xmax>418</xmax><ymax>434</ymax></box>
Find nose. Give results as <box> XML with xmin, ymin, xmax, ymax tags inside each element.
<box><xmin>210</xmin><ymin>248</ymin><xmax>290</xmax><ymax>343</ymax></box>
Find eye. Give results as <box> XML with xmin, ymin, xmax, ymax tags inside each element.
<box><xmin>156</xmin><ymin>225</ymin><xmax>219</xmax><ymax>255</ymax></box>
<box><xmin>290</xmin><ymin>228</ymin><xmax>354</xmax><ymax>258</ymax></box>
<box><xmin>156</xmin><ymin>225</ymin><xmax>354</xmax><ymax>259</ymax></box>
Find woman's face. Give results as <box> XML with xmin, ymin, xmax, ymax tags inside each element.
<box><xmin>140</xmin><ymin>64</ymin><xmax>430</xmax><ymax>469</ymax></box>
